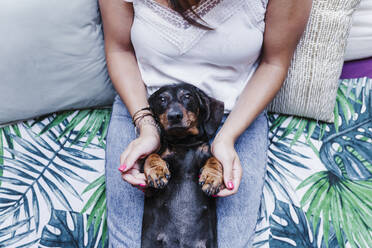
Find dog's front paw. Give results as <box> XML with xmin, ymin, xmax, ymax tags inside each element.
<box><xmin>144</xmin><ymin>154</ymin><xmax>170</xmax><ymax>189</ymax></box>
<box><xmin>199</xmin><ymin>157</ymin><xmax>223</xmax><ymax>196</ymax></box>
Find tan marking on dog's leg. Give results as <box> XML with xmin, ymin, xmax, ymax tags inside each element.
<box><xmin>187</xmin><ymin>126</ymin><xmax>199</xmax><ymax>135</ymax></box>
<box><xmin>160</xmin><ymin>148</ymin><xmax>173</xmax><ymax>159</ymax></box>
<box><xmin>144</xmin><ymin>154</ymin><xmax>170</xmax><ymax>189</ymax></box>
<box><xmin>199</xmin><ymin>157</ymin><xmax>223</xmax><ymax>196</ymax></box>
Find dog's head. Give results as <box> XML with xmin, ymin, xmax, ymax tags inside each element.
<box><xmin>148</xmin><ymin>83</ymin><xmax>224</xmax><ymax>140</ymax></box>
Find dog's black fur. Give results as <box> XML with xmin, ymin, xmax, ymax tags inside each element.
<box><xmin>141</xmin><ymin>83</ymin><xmax>224</xmax><ymax>248</ymax></box>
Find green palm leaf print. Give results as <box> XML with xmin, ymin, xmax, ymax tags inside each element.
<box><xmin>298</xmin><ymin>78</ymin><xmax>372</xmax><ymax>248</ymax></box>
<box><xmin>33</xmin><ymin>109</ymin><xmax>111</xmax><ymax>149</ymax></box>
<box><xmin>0</xmin><ymin>117</ymin><xmax>102</xmax><ymax>247</ymax></box>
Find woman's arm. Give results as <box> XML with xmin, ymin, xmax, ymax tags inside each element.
<box><xmin>99</xmin><ymin>0</ymin><xmax>160</xmax><ymax>186</ymax></box>
<box><xmin>213</xmin><ymin>0</ymin><xmax>313</xmax><ymax>197</ymax></box>
<box><xmin>100</xmin><ymin>0</ymin><xmax>148</xmax><ymax>116</ymax></box>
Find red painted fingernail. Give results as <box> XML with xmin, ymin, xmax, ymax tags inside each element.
<box><xmin>212</xmin><ymin>195</ymin><xmax>218</xmax><ymax>197</ymax></box>
<box><xmin>228</xmin><ymin>182</ymin><xmax>234</xmax><ymax>190</ymax></box>
<box><xmin>139</xmin><ymin>184</ymin><xmax>146</xmax><ymax>187</ymax></box>
<box><xmin>118</xmin><ymin>164</ymin><xmax>126</xmax><ymax>173</ymax></box>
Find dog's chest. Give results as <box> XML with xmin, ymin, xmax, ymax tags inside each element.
<box><xmin>160</xmin><ymin>146</ymin><xmax>211</xmax><ymax>218</ymax></box>
<box><xmin>162</xmin><ymin>146</ymin><xmax>201</xmax><ymax>179</ymax></box>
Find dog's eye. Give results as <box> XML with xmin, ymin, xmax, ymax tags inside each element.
<box><xmin>184</xmin><ymin>93</ymin><xmax>191</xmax><ymax>99</ymax></box>
<box><xmin>160</xmin><ymin>96</ymin><xmax>166</xmax><ymax>103</ymax></box>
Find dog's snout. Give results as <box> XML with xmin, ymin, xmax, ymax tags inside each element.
<box><xmin>167</xmin><ymin>109</ymin><xmax>183</xmax><ymax>123</ymax></box>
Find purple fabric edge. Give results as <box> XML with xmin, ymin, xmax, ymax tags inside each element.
<box><xmin>340</xmin><ymin>57</ymin><xmax>372</xmax><ymax>79</ymax></box>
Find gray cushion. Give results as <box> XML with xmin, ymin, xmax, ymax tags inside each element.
<box><xmin>268</xmin><ymin>0</ymin><xmax>361</xmax><ymax>122</ymax></box>
<box><xmin>0</xmin><ymin>0</ymin><xmax>116</xmax><ymax>125</ymax></box>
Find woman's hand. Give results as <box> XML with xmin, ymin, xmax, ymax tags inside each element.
<box><xmin>118</xmin><ymin>122</ymin><xmax>160</xmax><ymax>187</ymax></box>
<box><xmin>211</xmin><ymin>136</ymin><xmax>242</xmax><ymax>197</ymax></box>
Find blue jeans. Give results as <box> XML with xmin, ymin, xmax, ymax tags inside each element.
<box><xmin>105</xmin><ymin>94</ymin><xmax>269</xmax><ymax>248</ymax></box>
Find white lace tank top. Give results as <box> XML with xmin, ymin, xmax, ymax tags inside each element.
<box><xmin>123</xmin><ymin>0</ymin><xmax>268</xmax><ymax>112</ymax></box>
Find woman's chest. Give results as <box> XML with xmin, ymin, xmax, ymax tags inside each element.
<box><xmin>130</xmin><ymin>0</ymin><xmax>265</xmax><ymax>65</ymax></box>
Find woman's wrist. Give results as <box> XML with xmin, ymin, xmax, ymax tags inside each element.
<box><xmin>212</xmin><ymin>130</ymin><xmax>235</xmax><ymax>149</ymax></box>
<box><xmin>137</xmin><ymin>115</ymin><xmax>160</xmax><ymax>138</ymax></box>
<box><xmin>131</xmin><ymin>105</ymin><xmax>161</xmax><ymax>139</ymax></box>
<box><xmin>214</xmin><ymin>123</ymin><xmax>236</xmax><ymax>144</ymax></box>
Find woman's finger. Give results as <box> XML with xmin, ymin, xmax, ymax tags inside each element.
<box><xmin>119</xmin><ymin>145</ymin><xmax>132</xmax><ymax>172</ymax></box>
<box><xmin>211</xmin><ymin>144</ymin><xmax>235</xmax><ymax>190</ymax></box>
<box><xmin>231</xmin><ymin>156</ymin><xmax>242</xmax><ymax>190</ymax></box>
<box><xmin>215</xmin><ymin>188</ymin><xmax>235</xmax><ymax>197</ymax></box>
<box><xmin>122</xmin><ymin>172</ymin><xmax>147</xmax><ymax>186</ymax></box>
<box><xmin>215</xmin><ymin>181</ymin><xmax>238</xmax><ymax>197</ymax></box>
<box><xmin>119</xmin><ymin>140</ymin><xmax>147</xmax><ymax>173</ymax></box>
<box><xmin>215</xmin><ymin>156</ymin><xmax>242</xmax><ymax>197</ymax></box>
<box><xmin>131</xmin><ymin>167</ymin><xmax>147</xmax><ymax>181</ymax></box>
<box><xmin>124</xmin><ymin>143</ymin><xmax>147</xmax><ymax>170</ymax></box>
<box><xmin>220</xmin><ymin>155</ymin><xmax>234</xmax><ymax>190</ymax></box>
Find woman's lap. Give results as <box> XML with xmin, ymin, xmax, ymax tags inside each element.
<box><xmin>105</xmin><ymin>95</ymin><xmax>269</xmax><ymax>248</ymax></box>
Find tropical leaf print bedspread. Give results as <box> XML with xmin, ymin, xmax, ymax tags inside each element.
<box><xmin>0</xmin><ymin>77</ymin><xmax>371</xmax><ymax>248</ymax></box>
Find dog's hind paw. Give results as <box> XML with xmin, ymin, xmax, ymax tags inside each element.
<box><xmin>144</xmin><ymin>154</ymin><xmax>171</xmax><ymax>189</ymax></box>
<box><xmin>199</xmin><ymin>157</ymin><xmax>223</xmax><ymax>196</ymax></box>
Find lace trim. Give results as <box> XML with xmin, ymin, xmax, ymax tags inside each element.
<box><xmin>143</xmin><ymin>0</ymin><xmax>222</xmax><ymax>29</ymax></box>
<box><xmin>133</xmin><ymin>0</ymin><xmax>263</xmax><ymax>54</ymax></box>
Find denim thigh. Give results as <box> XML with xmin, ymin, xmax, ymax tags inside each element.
<box><xmin>216</xmin><ymin>110</ymin><xmax>268</xmax><ymax>248</ymax></box>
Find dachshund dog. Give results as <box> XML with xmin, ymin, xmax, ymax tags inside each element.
<box><xmin>141</xmin><ymin>83</ymin><xmax>225</xmax><ymax>248</ymax></box>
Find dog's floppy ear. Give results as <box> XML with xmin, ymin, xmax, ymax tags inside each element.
<box><xmin>148</xmin><ymin>91</ymin><xmax>160</xmax><ymax>115</ymax></box>
<box><xmin>194</xmin><ymin>87</ymin><xmax>224</xmax><ymax>139</ymax></box>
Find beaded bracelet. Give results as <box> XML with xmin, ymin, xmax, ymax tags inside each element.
<box><xmin>132</xmin><ymin>106</ymin><xmax>151</xmax><ymax>119</ymax></box>
<box><xmin>132</xmin><ymin>106</ymin><xmax>153</xmax><ymax>125</ymax></box>
<box><xmin>133</xmin><ymin>112</ymin><xmax>153</xmax><ymax>126</ymax></box>
<box><xmin>131</xmin><ymin>107</ymin><xmax>161</xmax><ymax>136</ymax></box>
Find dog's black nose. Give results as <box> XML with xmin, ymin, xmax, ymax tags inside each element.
<box><xmin>167</xmin><ymin>109</ymin><xmax>183</xmax><ymax>123</ymax></box>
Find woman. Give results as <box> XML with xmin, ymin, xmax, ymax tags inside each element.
<box><xmin>99</xmin><ymin>0</ymin><xmax>312</xmax><ymax>247</ymax></box>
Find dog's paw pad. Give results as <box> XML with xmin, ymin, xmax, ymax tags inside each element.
<box><xmin>145</xmin><ymin>162</ymin><xmax>170</xmax><ymax>189</ymax></box>
<box><xmin>199</xmin><ymin>169</ymin><xmax>223</xmax><ymax>196</ymax></box>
